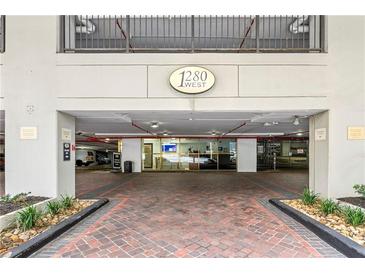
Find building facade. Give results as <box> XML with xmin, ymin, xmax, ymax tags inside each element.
<box><xmin>0</xmin><ymin>16</ymin><xmax>364</xmax><ymax>199</ymax></box>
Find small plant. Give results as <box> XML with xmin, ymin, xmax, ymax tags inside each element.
<box><xmin>16</xmin><ymin>205</ymin><xmax>42</xmax><ymax>231</ymax></box>
<box><xmin>60</xmin><ymin>195</ymin><xmax>74</xmax><ymax>209</ymax></box>
<box><xmin>320</xmin><ymin>199</ymin><xmax>338</xmax><ymax>216</ymax></box>
<box><xmin>0</xmin><ymin>194</ymin><xmax>12</xmax><ymax>203</ymax></box>
<box><xmin>353</xmin><ymin>184</ymin><xmax>365</xmax><ymax>198</ymax></box>
<box><xmin>301</xmin><ymin>187</ymin><xmax>318</xmax><ymax>205</ymax></box>
<box><xmin>11</xmin><ymin>192</ymin><xmax>30</xmax><ymax>204</ymax></box>
<box><xmin>0</xmin><ymin>192</ymin><xmax>30</xmax><ymax>203</ymax></box>
<box><xmin>46</xmin><ymin>200</ymin><xmax>61</xmax><ymax>215</ymax></box>
<box><xmin>341</xmin><ymin>206</ymin><xmax>365</xmax><ymax>227</ymax></box>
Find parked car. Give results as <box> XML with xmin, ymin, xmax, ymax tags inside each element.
<box><xmin>75</xmin><ymin>150</ymin><xmax>96</xmax><ymax>167</ymax></box>
<box><xmin>96</xmin><ymin>154</ymin><xmax>111</xmax><ymax>165</ymax></box>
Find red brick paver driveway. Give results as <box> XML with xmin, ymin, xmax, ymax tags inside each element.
<box><xmin>32</xmin><ymin>170</ymin><xmax>344</xmax><ymax>258</ymax></box>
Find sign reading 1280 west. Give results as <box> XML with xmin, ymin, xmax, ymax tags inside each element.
<box><xmin>169</xmin><ymin>66</ymin><xmax>215</xmax><ymax>94</ymax></box>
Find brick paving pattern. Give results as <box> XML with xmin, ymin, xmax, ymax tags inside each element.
<box><xmin>32</xmin><ymin>170</ymin><xmax>344</xmax><ymax>258</ymax></box>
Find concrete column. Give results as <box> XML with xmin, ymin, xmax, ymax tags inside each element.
<box><xmin>4</xmin><ymin>16</ymin><xmax>58</xmax><ymax>197</ymax></box>
<box><xmin>121</xmin><ymin>138</ymin><xmax>142</xmax><ymax>172</ymax></box>
<box><xmin>57</xmin><ymin>112</ymin><xmax>75</xmax><ymax>197</ymax></box>
<box><xmin>309</xmin><ymin>111</ymin><xmax>329</xmax><ymax>198</ymax></box>
<box><xmin>237</xmin><ymin>138</ymin><xmax>257</xmax><ymax>172</ymax></box>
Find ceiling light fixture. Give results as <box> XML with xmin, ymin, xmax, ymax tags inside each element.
<box><xmin>293</xmin><ymin>117</ymin><xmax>300</xmax><ymax>126</ymax></box>
<box><xmin>264</xmin><ymin>122</ymin><xmax>271</xmax><ymax>126</ymax></box>
<box><xmin>150</xmin><ymin>122</ymin><xmax>159</xmax><ymax>129</ymax></box>
<box><xmin>296</xmin><ymin>132</ymin><xmax>303</xmax><ymax>136</ymax></box>
<box><xmin>162</xmin><ymin>132</ymin><xmax>169</xmax><ymax>136</ymax></box>
<box><xmin>272</xmin><ymin>121</ymin><xmax>279</xmax><ymax>125</ymax></box>
<box><xmin>105</xmin><ymin>138</ymin><xmax>110</xmax><ymax>142</ymax></box>
<box><xmin>211</xmin><ymin>131</ymin><xmax>217</xmax><ymax>136</ymax></box>
<box><xmin>188</xmin><ymin>117</ymin><xmax>193</xmax><ymax>121</ymax></box>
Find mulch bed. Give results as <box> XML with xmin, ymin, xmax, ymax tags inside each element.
<box><xmin>0</xmin><ymin>196</ymin><xmax>48</xmax><ymax>216</ymax></box>
<box><xmin>0</xmin><ymin>199</ymin><xmax>94</xmax><ymax>256</ymax></box>
<box><xmin>338</xmin><ymin>197</ymin><xmax>365</xmax><ymax>209</ymax></box>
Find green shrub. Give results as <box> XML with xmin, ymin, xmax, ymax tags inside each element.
<box><xmin>353</xmin><ymin>184</ymin><xmax>365</xmax><ymax>198</ymax></box>
<box><xmin>301</xmin><ymin>187</ymin><xmax>318</xmax><ymax>205</ymax></box>
<box><xmin>341</xmin><ymin>206</ymin><xmax>365</xmax><ymax>227</ymax></box>
<box><xmin>16</xmin><ymin>206</ymin><xmax>42</xmax><ymax>231</ymax></box>
<box><xmin>0</xmin><ymin>192</ymin><xmax>30</xmax><ymax>203</ymax></box>
<box><xmin>46</xmin><ymin>200</ymin><xmax>61</xmax><ymax>215</ymax></box>
<box><xmin>11</xmin><ymin>192</ymin><xmax>30</xmax><ymax>204</ymax></box>
<box><xmin>320</xmin><ymin>199</ymin><xmax>338</xmax><ymax>215</ymax></box>
<box><xmin>60</xmin><ymin>195</ymin><xmax>74</xmax><ymax>209</ymax></box>
<box><xmin>0</xmin><ymin>194</ymin><xmax>12</xmax><ymax>203</ymax></box>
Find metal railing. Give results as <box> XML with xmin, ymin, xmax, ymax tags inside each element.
<box><xmin>62</xmin><ymin>15</ymin><xmax>324</xmax><ymax>53</ymax></box>
<box><xmin>0</xmin><ymin>16</ymin><xmax>5</xmax><ymax>53</ymax></box>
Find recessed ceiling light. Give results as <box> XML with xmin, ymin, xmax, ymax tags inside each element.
<box><xmin>211</xmin><ymin>131</ymin><xmax>217</xmax><ymax>136</ymax></box>
<box><xmin>272</xmin><ymin>121</ymin><xmax>279</xmax><ymax>125</ymax></box>
<box><xmin>264</xmin><ymin>122</ymin><xmax>271</xmax><ymax>126</ymax></box>
<box><xmin>150</xmin><ymin>122</ymin><xmax>159</xmax><ymax>128</ymax></box>
<box><xmin>296</xmin><ymin>132</ymin><xmax>303</xmax><ymax>136</ymax></box>
<box><xmin>162</xmin><ymin>132</ymin><xmax>168</xmax><ymax>136</ymax></box>
<box><xmin>188</xmin><ymin>117</ymin><xmax>193</xmax><ymax>121</ymax></box>
<box><xmin>105</xmin><ymin>138</ymin><xmax>110</xmax><ymax>142</ymax></box>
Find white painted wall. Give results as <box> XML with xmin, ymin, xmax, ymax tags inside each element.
<box><xmin>309</xmin><ymin>111</ymin><xmax>329</xmax><ymax>197</ymax></box>
<box><xmin>121</xmin><ymin>138</ymin><xmax>142</xmax><ymax>172</ymax></box>
<box><xmin>4</xmin><ymin>16</ymin><xmax>58</xmax><ymax>197</ymax></box>
<box><xmin>325</xmin><ymin>16</ymin><xmax>365</xmax><ymax>198</ymax></box>
<box><xmin>57</xmin><ymin>112</ymin><xmax>75</xmax><ymax>197</ymax></box>
<box><xmin>237</xmin><ymin>139</ymin><xmax>257</xmax><ymax>172</ymax></box>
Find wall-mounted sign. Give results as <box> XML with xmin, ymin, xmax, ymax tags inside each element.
<box><xmin>62</xmin><ymin>128</ymin><xmax>72</xmax><ymax>141</ymax></box>
<box><xmin>20</xmin><ymin>127</ymin><xmax>38</xmax><ymax>140</ymax></box>
<box><xmin>315</xmin><ymin>128</ymin><xmax>327</xmax><ymax>141</ymax></box>
<box><xmin>348</xmin><ymin>126</ymin><xmax>365</xmax><ymax>140</ymax></box>
<box><xmin>63</xmin><ymin>143</ymin><xmax>71</xmax><ymax>161</ymax></box>
<box><xmin>113</xmin><ymin>152</ymin><xmax>121</xmax><ymax>169</ymax></box>
<box><xmin>169</xmin><ymin>66</ymin><xmax>215</xmax><ymax>94</ymax></box>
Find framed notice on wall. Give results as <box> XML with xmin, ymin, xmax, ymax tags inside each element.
<box><xmin>315</xmin><ymin>128</ymin><xmax>327</xmax><ymax>141</ymax></box>
<box><xmin>20</xmin><ymin>127</ymin><xmax>38</xmax><ymax>140</ymax></box>
<box><xmin>348</xmin><ymin>126</ymin><xmax>365</xmax><ymax>140</ymax></box>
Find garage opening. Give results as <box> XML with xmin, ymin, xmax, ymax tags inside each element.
<box><xmin>68</xmin><ymin>110</ymin><xmax>314</xmax><ymax>197</ymax></box>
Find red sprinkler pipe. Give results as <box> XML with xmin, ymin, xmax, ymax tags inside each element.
<box><xmin>221</xmin><ymin>122</ymin><xmax>247</xmax><ymax>137</ymax></box>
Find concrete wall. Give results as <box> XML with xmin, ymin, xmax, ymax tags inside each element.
<box><xmin>309</xmin><ymin>111</ymin><xmax>329</xmax><ymax>197</ymax></box>
<box><xmin>57</xmin><ymin>112</ymin><xmax>75</xmax><ymax>197</ymax></box>
<box><xmin>121</xmin><ymin>138</ymin><xmax>142</xmax><ymax>172</ymax></box>
<box><xmin>4</xmin><ymin>16</ymin><xmax>58</xmax><ymax>197</ymax></box>
<box><xmin>237</xmin><ymin>139</ymin><xmax>257</xmax><ymax>172</ymax></box>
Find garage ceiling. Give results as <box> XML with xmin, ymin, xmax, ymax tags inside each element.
<box><xmin>65</xmin><ymin>110</ymin><xmax>322</xmax><ymax>137</ymax></box>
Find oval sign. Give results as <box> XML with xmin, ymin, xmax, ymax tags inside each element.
<box><xmin>169</xmin><ymin>66</ymin><xmax>215</xmax><ymax>94</ymax></box>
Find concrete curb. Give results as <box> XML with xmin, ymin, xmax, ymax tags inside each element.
<box><xmin>5</xmin><ymin>198</ymin><xmax>109</xmax><ymax>258</ymax></box>
<box><xmin>269</xmin><ymin>198</ymin><xmax>365</xmax><ymax>258</ymax></box>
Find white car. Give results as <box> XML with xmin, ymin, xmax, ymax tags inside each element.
<box><xmin>76</xmin><ymin>150</ymin><xmax>96</xmax><ymax>166</ymax></box>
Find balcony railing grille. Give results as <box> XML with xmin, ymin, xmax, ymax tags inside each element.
<box><xmin>62</xmin><ymin>15</ymin><xmax>324</xmax><ymax>53</ymax></box>
<box><xmin>0</xmin><ymin>16</ymin><xmax>4</xmax><ymax>53</ymax></box>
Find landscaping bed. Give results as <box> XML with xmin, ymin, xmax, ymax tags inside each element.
<box><xmin>0</xmin><ymin>194</ymin><xmax>48</xmax><ymax>216</ymax></box>
<box><xmin>0</xmin><ymin>197</ymin><xmax>95</xmax><ymax>256</ymax></box>
<box><xmin>270</xmin><ymin>186</ymin><xmax>365</xmax><ymax>257</ymax></box>
<box><xmin>282</xmin><ymin>199</ymin><xmax>365</xmax><ymax>247</ymax></box>
<box><xmin>338</xmin><ymin>197</ymin><xmax>365</xmax><ymax>209</ymax></box>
